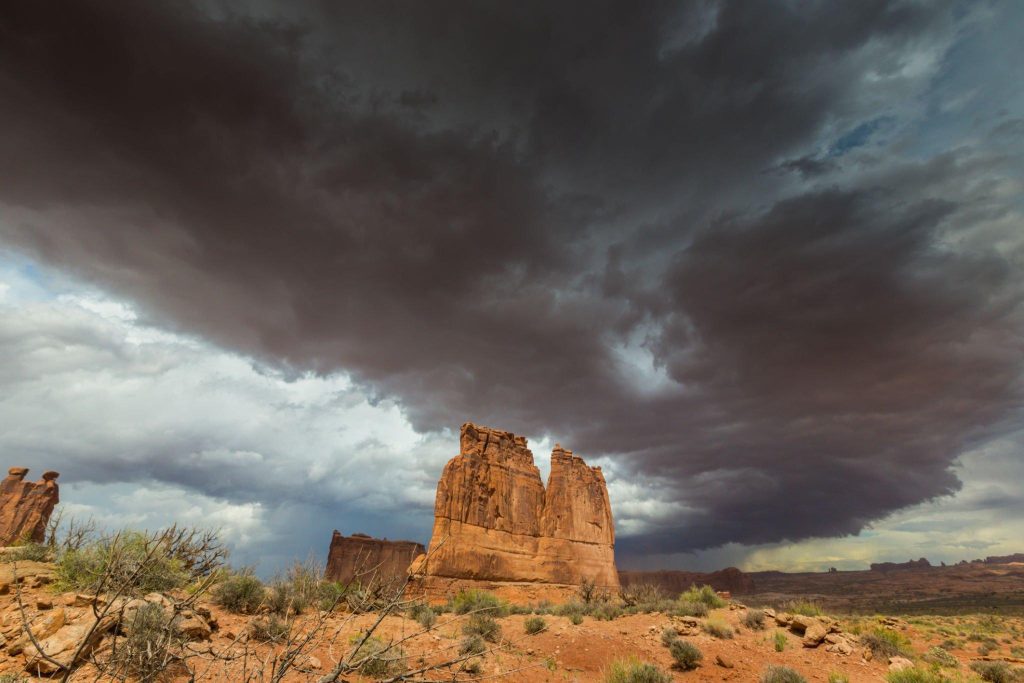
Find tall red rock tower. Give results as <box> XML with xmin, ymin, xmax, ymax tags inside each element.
<box><xmin>0</xmin><ymin>468</ymin><xmax>60</xmax><ymax>545</ymax></box>
<box><xmin>412</xmin><ymin>423</ymin><xmax>618</xmax><ymax>589</ymax></box>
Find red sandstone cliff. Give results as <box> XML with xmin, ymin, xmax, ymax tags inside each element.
<box><xmin>0</xmin><ymin>468</ymin><xmax>59</xmax><ymax>545</ymax></box>
<box><xmin>324</xmin><ymin>531</ymin><xmax>424</xmax><ymax>586</ymax></box>
<box><xmin>412</xmin><ymin>423</ymin><xmax>618</xmax><ymax>588</ymax></box>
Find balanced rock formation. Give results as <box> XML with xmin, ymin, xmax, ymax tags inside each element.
<box><xmin>411</xmin><ymin>423</ymin><xmax>617</xmax><ymax>589</ymax></box>
<box><xmin>0</xmin><ymin>468</ymin><xmax>59</xmax><ymax>545</ymax></box>
<box><xmin>325</xmin><ymin>531</ymin><xmax>424</xmax><ymax>586</ymax></box>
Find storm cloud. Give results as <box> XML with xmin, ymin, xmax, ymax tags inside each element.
<box><xmin>1</xmin><ymin>0</ymin><xmax>1021</xmax><ymax>560</ymax></box>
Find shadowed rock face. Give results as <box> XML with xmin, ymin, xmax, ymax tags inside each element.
<box><xmin>0</xmin><ymin>468</ymin><xmax>59</xmax><ymax>545</ymax></box>
<box><xmin>324</xmin><ymin>531</ymin><xmax>425</xmax><ymax>586</ymax></box>
<box><xmin>412</xmin><ymin>423</ymin><xmax>618</xmax><ymax>588</ymax></box>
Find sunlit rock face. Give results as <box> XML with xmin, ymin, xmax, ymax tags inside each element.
<box><xmin>0</xmin><ymin>467</ymin><xmax>59</xmax><ymax>545</ymax></box>
<box><xmin>412</xmin><ymin>423</ymin><xmax>618</xmax><ymax>588</ymax></box>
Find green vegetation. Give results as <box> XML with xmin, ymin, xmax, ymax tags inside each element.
<box><xmin>885</xmin><ymin>669</ymin><xmax>948</xmax><ymax>683</ymax></box>
<box><xmin>603</xmin><ymin>657</ymin><xmax>672</xmax><ymax>683</ymax></box>
<box><xmin>248</xmin><ymin>615</ymin><xmax>290</xmax><ymax>643</ymax></box>
<box><xmin>760</xmin><ymin>665</ymin><xmax>807</xmax><ymax>683</ymax></box>
<box><xmin>828</xmin><ymin>673</ymin><xmax>849</xmax><ymax>683</ymax></box>
<box><xmin>679</xmin><ymin>584</ymin><xmax>726</xmax><ymax>609</ymax></box>
<box><xmin>787</xmin><ymin>600</ymin><xmax>824</xmax><ymax>617</ymax></box>
<box><xmin>570</xmin><ymin>612</ymin><xmax>584</xmax><ymax>625</ymax></box>
<box><xmin>524</xmin><ymin>616</ymin><xmax>547</xmax><ymax>634</ymax></box>
<box><xmin>459</xmin><ymin>634</ymin><xmax>486</xmax><ymax>656</ymax></box>
<box><xmin>591</xmin><ymin>603</ymin><xmax>624</xmax><ymax>621</ymax></box>
<box><xmin>449</xmin><ymin>588</ymin><xmax>510</xmax><ymax>616</ymax></box>
<box><xmin>670</xmin><ymin>600</ymin><xmax>709</xmax><ymax>618</ymax></box>
<box><xmin>6</xmin><ymin>542</ymin><xmax>50</xmax><ymax>562</ymax></box>
<box><xmin>213</xmin><ymin>572</ymin><xmax>266</xmax><ymax>613</ymax></box>
<box><xmin>667</xmin><ymin>639</ymin><xmax>702</xmax><ymax>671</ymax></box>
<box><xmin>660</xmin><ymin>627</ymin><xmax>679</xmax><ymax>646</ymax></box>
<box><xmin>743</xmin><ymin>609</ymin><xmax>766</xmax><ymax>630</ymax></box>
<box><xmin>970</xmin><ymin>661</ymin><xmax>1022</xmax><ymax>683</ymax></box>
<box><xmin>108</xmin><ymin>602</ymin><xmax>181</xmax><ymax>681</ymax></box>
<box><xmin>702</xmin><ymin>617</ymin><xmax>734</xmax><ymax>639</ymax></box>
<box><xmin>462</xmin><ymin>613</ymin><xmax>501</xmax><ymax>642</ymax></box>
<box><xmin>351</xmin><ymin>635</ymin><xmax>406</xmax><ymax>677</ymax></box>
<box><xmin>774</xmin><ymin>630</ymin><xmax>788</xmax><ymax>652</ymax></box>
<box><xmin>55</xmin><ymin>531</ymin><xmax>191</xmax><ymax>596</ymax></box>
<box><xmin>861</xmin><ymin>627</ymin><xmax>913</xmax><ymax>658</ymax></box>
<box><xmin>921</xmin><ymin>646</ymin><xmax>959</xmax><ymax>668</ymax></box>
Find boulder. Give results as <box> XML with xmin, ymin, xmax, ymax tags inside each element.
<box><xmin>802</xmin><ymin>622</ymin><xmax>828</xmax><ymax>647</ymax></box>
<box><xmin>0</xmin><ymin>468</ymin><xmax>59</xmax><ymax>545</ymax></box>
<box><xmin>0</xmin><ymin>561</ymin><xmax>54</xmax><ymax>595</ymax></box>
<box><xmin>22</xmin><ymin>614</ymin><xmax>116</xmax><ymax>675</ymax></box>
<box><xmin>7</xmin><ymin>607</ymin><xmax>66</xmax><ymax>655</ymax></box>
<box><xmin>325</xmin><ymin>531</ymin><xmax>424</xmax><ymax>587</ymax></box>
<box><xmin>888</xmin><ymin>656</ymin><xmax>914</xmax><ymax>672</ymax></box>
<box><xmin>413</xmin><ymin>423</ymin><xmax>618</xmax><ymax>589</ymax></box>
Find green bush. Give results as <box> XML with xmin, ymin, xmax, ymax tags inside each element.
<box><xmin>570</xmin><ymin>612</ymin><xmax>584</xmax><ymax>625</ymax></box>
<box><xmin>54</xmin><ymin>531</ymin><xmax>190</xmax><ymax>596</ymax></box>
<box><xmin>787</xmin><ymin>600</ymin><xmax>823</xmax><ymax>617</ymax></box>
<box><xmin>885</xmin><ymin>669</ymin><xmax>948</xmax><ymax>683</ymax></box>
<box><xmin>459</xmin><ymin>634</ymin><xmax>486</xmax><ymax>656</ymax></box>
<box><xmin>461</xmin><ymin>660</ymin><xmax>482</xmax><ymax>675</ymax></box>
<box><xmin>603</xmin><ymin>656</ymin><xmax>672</xmax><ymax>683</ymax></box>
<box><xmin>668</xmin><ymin>639</ymin><xmax>702</xmax><ymax>670</ymax></box>
<box><xmin>591</xmin><ymin>603</ymin><xmax>623</xmax><ymax>621</ymax></box>
<box><xmin>702</xmin><ymin>617</ymin><xmax>734</xmax><ymax>639</ymax></box>
<box><xmin>416</xmin><ymin>606</ymin><xmax>437</xmax><ymax>630</ymax></box>
<box><xmin>524</xmin><ymin>616</ymin><xmax>546</xmax><ymax>635</ymax></box>
<box><xmin>670</xmin><ymin>600</ymin><xmax>709</xmax><ymax>618</ymax></box>
<box><xmin>760</xmin><ymin>665</ymin><xmax>808</xmax><ymax>683</ymax></box>
<box><xmin>462</xmin><ymin>613</ymin><xmax>501</xmax><ymax>642</ymax></box>
<box><xmin>449</xmin><ymin>589</ymin><xmax>509</xmax><ymax>616</ymax></box>
<box><xmin>351</xmin><ymin>635</ymin><xmax>406</xmax><ymax>677</ymax></box>
<box><xmin>554</xmin><ymin>600</ymin><xmax>588</xmax><ymax>619</ymax></box>
<box><xmin>862</xmin><ymin>627</ymin><xmax>912</xmax><ymax>658</ymax></box>
<box><xmin>742</xmin><ymin>609</ymin><xmax>766</xmax><ymax>630</ymax></box>
<box><xmin>922</xmin><ymin>646</ymin><xmax>958</xmax><ymax>667</ymax></box>
<box><xmin>970</xmin><ymin>661</ymin><xmax>1021</xmax><ymax>683</ymax></box>
<box><xmin>316</xmin><ymin>581</ymin><xmax>349</xmax><ymax>612</ymax></box>
<box><xmin>213</xmin><ymin>572</ymin><xmax>265</xmax><ymax>614</ymax></box>
<box><xmin>248</xmin><ymin>615</ymin><xmax>290</xmax><ymax>643</ymax></box>
<box><xmin>660</xmin><ymin>627</ymin><xmax>679</xmax><ymax>646</ymax></box>
<box><xmin>7</xmin><ymin>542</ymin><xmax>50</xmax><ymax>562</ymax></box>
<box><xmin>109</xmin><ymin>602</ymin><xmax>180</xmax><ymax>682</ymax></box>
<box><xmin>773</xmin><ymin>630</ymin><xmax>788</xmax><ymax>652</ymax></box>
<box><xmin>679</xmin><ymin>584</ymin><xmax>726</xmax><ymax>609</ymax></box>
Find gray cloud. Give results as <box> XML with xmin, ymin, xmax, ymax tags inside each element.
<box><xmin>1</xmin><ymin>0</ymin><xmax>1021</xmax><ymax>559</ymax></box>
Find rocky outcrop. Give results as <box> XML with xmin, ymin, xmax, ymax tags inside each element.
<box><xmin>412</xmin><ymin>423</ymin><xmax>617</xmax><ymax>588</ymax></box>
<box><xmin>870</xmin><ymin>558</ymin><xmax>931</xmax><ymax>572</ymax></box>
<box><xmin>0</xmin><ymin>468</ymin><xmax>59</xmax><ymax>545</ymax></box>
<box><xmin>325</xmin><ymin>531</ymin><xmax>424</xmax><ymax>586</ymax></box>
<box><xmin>985</xmin><ymin>553</ymin><xmax>1024</xmax><ymax>564</ymax></box>
<box><xmin>619</xmin><ymin>567</ymin><xmax>756</xmax><ymax>595</ymax></box>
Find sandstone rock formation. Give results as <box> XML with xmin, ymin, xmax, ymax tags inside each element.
<box><xmin>411</xmin><ymin>423</ymin><xmax>617</xmax><ymax>588</ymax></box>
<box><xmin>870</xmin><ymin>558</ymin><xmax>931</xmax><ymax>572</ymax></box>
<box><xmin>619</xmin><ymin>567</ymin><xmax>756</xmax><ymax>595</ymax></box>
<box><xmin>325</xmin><ymin>531</ymin><xmax>425</xmax><ymax>586</ymax></box>
<box><xmin>0</xmin><ymin>468</ymin><xmax>59</xmax><ymax>545</ymax></box>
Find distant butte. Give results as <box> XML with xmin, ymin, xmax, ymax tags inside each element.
<box><xmin>324</xmin><ymin>531</ymin><xmax>424</xmax><ymax>587</ymax></box>
<box><xmin>411</xmin><ymin>423</ymin><xmax>618</xmax><ymax>593</ymax></box>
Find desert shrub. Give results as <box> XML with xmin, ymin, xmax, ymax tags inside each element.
<box><xmin>0</xmin><ymin>674</ymin><xmax>28</xmax><ymax>683</ymax></box>
<box><xmin>213</xmin><ymin>572</ymin><xmax>265</xmax><ymax>614</ymax></box>
<box><xmin>760</xmin><ymin>665</ymin><xmax>807</xmax><ymax>683</ymax></box>
<box><xmin>554</xmin><ymin>600</ymin><xmax>588</xmax><ymax>619</ymax></box>
<box><xmin>670</xmin><ymin>600</ymin><xmax>709</xmax><ymax>618</ymax></box>
<box><xmin>416</xmin><ymin>606</ymin><xmax>437</xmax><ymax>630</ymax></box>
<box><xmin>702</xmin><ymin>617</ymin><xmax>734</xmax><ymax>639</ymax></box>
<box><xmin>55</xmin><ymin>531</ymin><xmax>191</xmax><ymax>596</ymax></box>
<box><xmin>507</xmin><ymin>603</ymin><xmax>533</xmax><ymax>615</ymax></box>
<box><xmin>317</xmin><ymin>580</ymin><xmax>349</xmax><ymax>612</ymax></box>
<box><xmin>828</xmin><ymin>673</ymin><xmax>849</xmax><ymax>683</ymax></box>
<box><xmin>449</xmin><ymin>589</ymin><xmax>509</xmax><ymax>616</ymax></box>
<box><xmin>922</xmin><ymin>646</ymin><xmax>958</xmax><ymax>668</ymax></box>
<box><xmin>524</xmin><ymin>616</ymin><xmax>547</xmax><ymax>635</ymax></box>
<box><xmin>970</xmin><ymin>661</ymin><xmax>1021</xmax><ymax>683</ymax></box>
<box><xmin>591</xmin><ymin>603</ymin><xmax>623</xmax><ymax>621</ymax></box>
<box><xmin>743</xmin><ymin>609</ymin><xmax>766</xmax><ymax>630</ymax></box>
<box><xmin>603</xmin><ymin>656</ymin><xmax>672</xmax><ymax>683</ymax></box>
<box><xmin>248</xmin><ymin>615</ymin><xmax>290</xmax><ymax>643</ymax></box>
<box><xmin>265</xmin><ymin>559</ymin><xmax>323</xmax><ymax>616</ymax></box>
<box><xmin>862</xmin><ymin>627</ymin><xmax>913</xmax><ymax>658</ymax></box>
<box><xmin>570</xmin><ymin>612</ymin><xmax>584</xmax><ymax>625</ymax></box>
<box><xmin>459</xmin><ymin>634</ymin><xmax>486</xmax><ymax>656</ymax></box>
<box><xmin>7</xmin><ymin>542</ymin><xmax>50</xmax><ymax>562</ymax></box>
<box><xmin>660</xmin><ymin>627</ymin><xmax>679</xmax><ymax>646</ymax></box>
<box><xmin>463</xmin><ymin>613</ymin><xmax>501</xmax><ymax>642</ymax></box>
<box><xmin>620</xmin><ymin>582</ymin><xmax>664</xmax><ymax>607</ymax></box>
<box><xmin>787</xmin><ymin>600</ymin><xmax>823</xmax><ymax>617</ymax></box>
<box><xmin>351</xmin><ymin>635</ymin><xmax>406</xmax><ymax>677</ymax></box>
<box><xmin>108</xmin><ymin>602</ymin><xmax>180</xmax><ymax>682</ymax></box>
<box><xmin>668</xmin><ymin>639</ymin><xmax>702</xmax><ymax>670</ymax></box>
<box><xmin>679</xmin><ymin>584</ymin><xmax>726</xmax><ymax>609</ymax></box>
<box><xmin>885</xmin><ymin>669</ymin><xmax>948</xmax><ymax>683</ymax></box>
<box><xmin>774</xmin><ymin>630</ymin><xmax>788</xmax><ymax>652</ymax></box>
<box><xmin>461</xmin><ymin>660</ymin><xmax>482</xmax><ymax>675</ymax></box>
<box><xmin>578</xmin><ymin>578</ymin><xmax>599</xmax><ymax>604</ymax></box>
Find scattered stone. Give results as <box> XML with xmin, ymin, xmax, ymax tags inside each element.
<box><xmin>35</xmin><ymin>597</ymin><xmax>52</xmax><ymax>610</ymax></box>
<box><xmin>715</xmin><ymin>654</ymin><xmax>735</xmax><ymax>668</ymax></box>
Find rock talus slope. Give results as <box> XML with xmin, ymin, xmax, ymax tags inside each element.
<box><xmin>412</xmin><ymin>423</ymin><xmax>617</xmax><ymax>588</ymax></box>
<box><xmin>0</xmin><ymin>467</ymin><xmax>59</xmax><ymax>545</ymax></box>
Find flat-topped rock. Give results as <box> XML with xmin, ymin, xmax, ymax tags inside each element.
<box><xmin>0</xmin><ymin>468</ymin><xmax>59</xmax><ymax>545</ymax></box>
<box><xmin>325</xmin><ymin>531</ymin><xmax>424</xmax><ymax>587</ymax></box>
<box><xmin>412</xmin><ymin>423</ymin><xmax>618</xmax><ymax>588</ymax></box>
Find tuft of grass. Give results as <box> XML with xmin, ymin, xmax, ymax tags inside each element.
<box><xmin>922</xmin><ymin>646</ymin><xmax>958</xmax><ymax>668</ymax></box>
<box><xmin>351</xmin><ymin>635</ymin><xmax>405</xmax><ymax>677</ymax></box>
<box><xmin>702</xmin><ymin>617</ymin><xmax>734</xmax><ymax>639</ymax></box>
<box><xmin>524</xmin><ymin>616</ymin><xmax>546</xmax><ymax>635</ymax></box>
<box><xmin>660</xmin><ymin>627</ymin><xmax>679</xmax><ymax>647</ymax></box>
<box><xmin>743</xmin><ymin>609</ymin><xmax>766</xmax><ymax>630</ymax></box>
<box><xmin>760</xmin><ymin>665</ymin><xmax>807</xmax><ymax>683</ymax></box>
<box><xmin>773</xmin><ymin>630</ymin><xmax>788</xmax><ymax>652</ymax></box>
<box><xmin>603</xmin><ymin>656</ymin><xmax>672</xmax><ymax>683</ymax></box>
<box><xmin>570</xmin><ymin>612</ymin><xmax>584</xmax><ymax>625</ymax></box>
<box><xmin>449</xmin><ymin>589</ymin><xmax>509</xmax><ymax>617</ymax></box>
<box><xmin>459</xmin><ymin>634</ymin><xmax>486</xmax><ymax>656</ymax></box>
<box><xmin>670</xmin><ymin>600</ymin><xmax>709</xmax><ymax>618</ymax></box>
<box><xmin>213</xmin><ymin>572</ymin><xmax>266</xmax><ymax>614</ymax></box>
<box><xmin>970</xmin><ymin>661</ymin><xmax>1021</xmax><ymax>683</ymax></box>
<box><xmin>462</xmin><ymin>613</ymin><xmax>501</xmax><ymax>642</ymax></box>
<box><xmin>885</xmin><ymin>669</ymin><xmax>948</xmax><ymax>683</ymax></box>
<box><xmin>786</xmin><ymin>600</ymin><xmax>823</xmax><ymax>617</ymax></box>
<box><xmin>678</xmin><ymin>584</ymin><xmax>726</xmax><ymax>609</ymax></box>
<box><xmin>828</xmin><ymin>673</ymin><xmax>849</xmax><ymax>683</ymax></box>
<box><xmin>862</xmin><ymin>627</ymin><xmax>913</xmax><ymax>658</ymax></box>
<box><xmin>416</xmin><ymin>606</ymin><xmax>437</xmax><ymax>630</ymax></box>
<box><xmin>668</xmin><ymin>639</ymin><xmax>702</xmax><ymax>671</ymax></box>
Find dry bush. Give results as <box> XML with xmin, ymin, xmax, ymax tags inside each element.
<box><xmin>107</xmin><ymin>602</ymin><xmax>182</xmax><ymax>682</ymax></box>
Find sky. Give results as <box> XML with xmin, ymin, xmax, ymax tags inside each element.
<box><xmin>0</xmin><ymin>0</ymin><xmax>1022</xmax><ymax>575</ymax></box>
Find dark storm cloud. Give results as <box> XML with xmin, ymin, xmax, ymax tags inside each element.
<box><xmin>1</xmin><ymin>1</ymin><xmax>1021</xmax><ymax>554</ymax></box>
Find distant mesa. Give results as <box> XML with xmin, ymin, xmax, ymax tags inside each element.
<box><xmin>619</xmin><ymin>567</ymin><xmax>755</xmax><ymax>595</ymax></box>
<box><xmin>410</xmin><ymin>423</ymin><xmax>618</xmax><ymax>595</ymax></box>
<box><xmin>985</xmin><ymin>553</ymin><xmax>1024</xmax><ymax>565</ymax></box>
<box><xmin>324</xmin><ymin>531</ymin><xmax>424</xmax><ymax>586</ymax></box>
<box><xmin>869</xmin><ymin>557</ymin><xmax>932</xmax><ymax>572</ymax></box>
<box><xmin>0</xmin><ymin>467</ymin><xmax>60</xmax><ymax>545</ymax></box>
